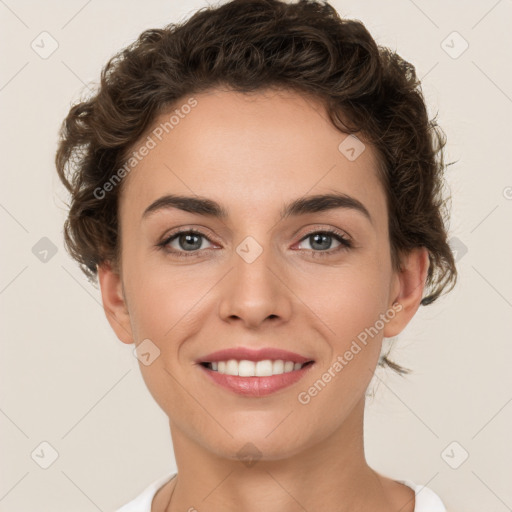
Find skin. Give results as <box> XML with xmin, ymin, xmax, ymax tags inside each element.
<box><xmin>98</xmin><ymin>87</ymin><xmax>429</xmax><ymax>512</ymax></box>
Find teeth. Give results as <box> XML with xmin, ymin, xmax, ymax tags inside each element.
<box><xmin>207</xmin><ymin>359</ymin><xmax>306</xmax><ymax>376</ymax></box>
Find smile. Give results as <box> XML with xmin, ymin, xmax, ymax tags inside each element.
<box><xmin>198</xmin><ymin>359</ymin><xmax>315</xmax><ymax>397</ymax></box>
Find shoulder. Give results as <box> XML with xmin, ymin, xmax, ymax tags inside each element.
<box><xmin>115</xmin><ymin>472</ymin><xmax>177</xmax><ymax>512</ymax></box>
<box><xmin>399</xmin><ymin>479</ymin><xmax>447</xmax><ymax>512</ymax></box>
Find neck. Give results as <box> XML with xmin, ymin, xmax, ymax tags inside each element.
<box><xmin>163</xmin><ymin>397</ymin><xmax>403</xmax><ymax>512</ymax></box>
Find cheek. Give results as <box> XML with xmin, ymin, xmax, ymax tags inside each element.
<box><xmin>307</xmin><ymin>265</ymin><xmax>390</xmax><ymax>359</ymax></box>
<box><xmin>125</xmin><ymin>255</ymin><xmax>214</xmax><ymax>349</ymax></box>
<box><xmin>297</xmin><ymin>270</ymin><xmax>389</xmax><ymax>418</ymax></box>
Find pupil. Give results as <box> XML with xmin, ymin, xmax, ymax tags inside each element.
<box><xmin>311</xmin><ymin>233</ymin><xmax>330</xmax><ymax>250</ymax></box>
<box><xmin>181</xmin><ymin>233</ymin><xmax>201</xmax><ymax>251</ymax></box>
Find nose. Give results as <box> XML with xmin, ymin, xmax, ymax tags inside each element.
<box><xmin>217</xmin><ymin>240</ymin><xmax>293</xmax><ymax>329</ymax></box>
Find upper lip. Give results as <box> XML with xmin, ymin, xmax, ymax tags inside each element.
<box><xmin>196</xmin><ymin>347</ymin><xmax>314</xmax><ymax>364</ymax></box>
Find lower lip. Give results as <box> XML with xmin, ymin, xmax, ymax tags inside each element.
<box><xmin>198</xmin><ymin>363</ymin><xmax>314</xmax><ymax>397</ymax></box>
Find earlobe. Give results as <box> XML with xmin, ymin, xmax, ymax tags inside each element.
<box><xmin>383</xmin><ymin>247</ymin><xmax>430</xmax><ymax>338</ymax></box>
<box><xmin>97</xmin><ymin>261</ymin><xmax>135</xmax><ymax>345</ymax></box>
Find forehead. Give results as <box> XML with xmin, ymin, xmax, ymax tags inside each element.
<box><xmin>118</xmin><ymin>87</ymin><xmax>386</xmax><ymax>226</ymax></box>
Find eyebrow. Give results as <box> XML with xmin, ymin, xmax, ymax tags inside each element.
<box><xmin>142</xmin><ymin>192</ymin><xmax>372</xmax><ymax>224</ymax></box>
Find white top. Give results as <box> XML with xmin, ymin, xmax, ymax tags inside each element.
<box><xmin>115</xmin><ymin>472</ymin><xmax>447</xmax><ymax>511</ymax></box>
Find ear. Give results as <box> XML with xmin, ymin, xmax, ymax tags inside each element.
<box><xmin>97</xmin><ymin>261</ymin><xmax>135</xmax><ymax>345</ymax></box>
<box><xmin>383</xmin><ymin>247</ymin><xmax>430</xmax><ymax>338</ymax></box>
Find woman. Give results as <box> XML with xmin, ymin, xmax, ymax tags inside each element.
<box><xmin>55</xmin><ymin>0</ymin><xmax>457</xmax><ymax>510</ymax></box>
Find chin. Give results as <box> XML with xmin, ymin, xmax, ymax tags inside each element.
<box><xmin>201</xmin><ymin>428</ymin><xmax>311</xmax><ymax>464</ymax></box>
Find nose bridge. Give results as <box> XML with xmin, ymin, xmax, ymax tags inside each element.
<box><xmin>217</xmin><ymin>230</ymin><xmax>291</xmax><ymax>325</ymax></box>
<box><xmin>233</xmin><ymin>231</ymin><xmax>280</xmax><ymax>296</ymax></box>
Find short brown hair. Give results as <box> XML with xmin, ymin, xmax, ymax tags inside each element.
<box><xmin>55</xmin><ymin>0</ymin><xmax>457</xmax><ymax>374</ymax></box>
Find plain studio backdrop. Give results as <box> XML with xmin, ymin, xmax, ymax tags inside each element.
<box><xmin>1</xmin><ymin>0</ymin><xmax>511</xmax><ymax>511</ymax></box>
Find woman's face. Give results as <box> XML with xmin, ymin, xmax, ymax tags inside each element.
<box><xmin>99</xmin><ymin>87</ymin><xmax>422</xmax><ymax>461</ymax></box>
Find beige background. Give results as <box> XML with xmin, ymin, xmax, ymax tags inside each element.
<box><xmin>1</xmin><ymin>0</ymin><xmax>511</xmax><ymax>510</ymax></box>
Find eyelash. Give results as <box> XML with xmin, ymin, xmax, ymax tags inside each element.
<box><xmin>157</xmin><ymin>227</ymin><xmax>353</xmax><ymax>259</ymax></box>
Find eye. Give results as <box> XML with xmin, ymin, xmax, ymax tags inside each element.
<box><xmin>157</xmin><ymin>227</ymin><xmax>353</xmax><ymax>259</ymax></box>
<box><xmin>158</xmin><ymin>228</ymin><xmax>216</xmax><ymax>258</ymax></box>
<box><xmin>295</xmin><ymin>229</ymin><xmax>352</xmax><ymax>257</ymax></box>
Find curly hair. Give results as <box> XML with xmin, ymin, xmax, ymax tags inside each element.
<box><xmin>55</xmin><ymin>0</ymin><xmax>457</xmax><ymax>375</ymax></box>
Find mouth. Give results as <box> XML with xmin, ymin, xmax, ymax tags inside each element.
<box><xmin>197</xmin><ymin>358</ymin><xmax>316</xmax><ymax>397</ymax></box>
